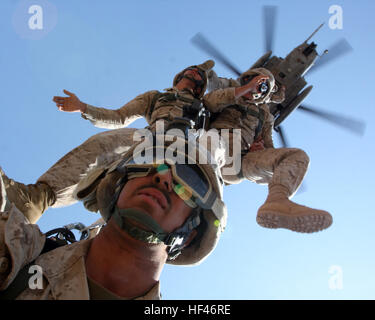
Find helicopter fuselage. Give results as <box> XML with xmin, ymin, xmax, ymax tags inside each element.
<box><xmin>259</xmin><ymin>41</ymin><xmax>319</xmax><ymax>125</ymax></box>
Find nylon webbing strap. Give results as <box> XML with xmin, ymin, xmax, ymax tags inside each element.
<box><xmin>0</xmin><ymin>261</ymin><xmax>34</xmax><ymax>300</ymax></box>
<box><xmin>122</xmin><ymin>223</ymin><xmax>165</xmax><ymax>244</ymax></box>
<box><xmin>148</xmin><ymin>91</ymin><xmax>163</xmax><ymax>118</ymax></box>
<box><xmin>0</xmin><ymin>238</ymin><xmax>65</xmax><ymax>300</ymax></box>
<box><xmin>112</xmin><ymin>208</ymin><xmax>169</xmax><ymax>244</ymax></box>
<box><xmin>255</xmin><ymin>107</ymin><xmax>265</xmax><ymax>139</ymax></box>
<box><xmin>229</xmin><ymin>104</ymin><xmax>265</xmax><ymax>138</ymax></box>
<box><xmin>148</xmin><ymin>91</ymin><xmax>197</xmax><ymax>118</ymax></box>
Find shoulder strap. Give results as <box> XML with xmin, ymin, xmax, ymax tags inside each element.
<box><xmin>227</xmin><ymin>104</ymin><xmax>265</xmax><ymax>138</ymax></box>
<box><xmin>255</xmin><ymin>107</ymin><xmax>265</xmax><ymax>139</ymax></box>
<box><xmin>148</xmin><ymin>91</ymin><xmax>164</xmax><ymax>119</ymax></box>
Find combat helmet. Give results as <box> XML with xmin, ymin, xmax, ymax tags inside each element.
<box><xmin>238</xmin><ymin>67</ymin><xmax>278</xmax><ymax>104</ymax></box>
<box><xmin>74</xmin><ymin>136</ymin><xmax>227</xmax><ymax>266</ymax></box>
<box><xmin>173</xmin><ymin>60</ymin><xmax>215</xmax><ymax>98</ymax></box>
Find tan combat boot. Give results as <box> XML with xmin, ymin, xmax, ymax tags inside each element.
<box><xmin>256</xmin><ymin>184</ymin><xmax>332</xmax><ymax>233</ymax></box>
<box><xmin>0</xmin><ymin>168</ymin><xmax>56</xmax><ymax>224</ymax></box>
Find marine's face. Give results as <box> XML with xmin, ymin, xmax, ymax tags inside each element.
<box><xmin>183</xmin><ymin>68</ymin><xmax>202</xmax><ymax>81</ymax></box>
<box><xmin>179</xmin><ymin>68</ymin><xmax>204</xmax><ymax>95</ymax></box>
<box><xmin>116</xmin><ymin>168</ymin><xmax>193</xmax><ymax>233</ymax></box>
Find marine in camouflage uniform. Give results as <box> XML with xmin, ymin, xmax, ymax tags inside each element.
<box><xmin>204</xmin><ymin>67</ymin><xmax>332</xmax><ymax>233</ymax></box>
<box><xmin>0</xmin><ymin>139</ymin><xmax>227</xmax><ymax>300</ymax></box>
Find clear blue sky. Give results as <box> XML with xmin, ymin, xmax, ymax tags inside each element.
<box><xmin>1</xmin><ymin>0</ymin><xmax>374</xmax><ymax>299</ymax></box>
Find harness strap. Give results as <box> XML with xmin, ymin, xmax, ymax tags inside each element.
<box><xmin>228</xmin><ymin>104</ymin><xmax>265</xmax><ymax>139</ymax></box>
<box><xmin>112</xmin><ymin>208</ymin><xmax>168</xmax><ymax>244</ymax></box>
<box><xmin>112</xmin><ymin>207</ymin><xmax>201</xmax><ymax>254</ymax></box>
<box><xmin>148</xmin><ymin>91</ymin><xmax>198</xmax><ymax>119</ymax></box>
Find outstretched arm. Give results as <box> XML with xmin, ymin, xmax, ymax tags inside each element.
<box><xmin>53</xmin><ymin>90</ymin><xmax>156</xmax><ymax>129</ymax></box>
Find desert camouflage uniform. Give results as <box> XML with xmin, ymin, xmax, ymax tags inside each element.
<box><xmin>0</xmin><ymin>205</ymin><xmax>160</xmax><ymax>300</ymax></box>
<box><xmin>205</xmin><ymin>70</ymin><xmax>308</xmax><ymax>197</ymax></box>
<box><xmin>204</xmin><ymin>68</ymin><xmax>332</xmax><ymax>233</ymax></box>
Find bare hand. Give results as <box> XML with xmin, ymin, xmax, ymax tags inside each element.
<box><xmin>249</xmin><ymin>137</ymin><xmax>265</xmax><ymax>152</ymax></box>
<box><xmin>245</xmin><ymin>75</ymin><xmax>269</xmax><ymax>93</ymax></box>
<box><xmin>235</xmin><ymin>75</ymin><xmax>269</xmax><ymax>100</ymax></box>
<box><xmin>53</xmin><ymin>90</ymin><xmax>86</xmax><ymax>113</ymax></box>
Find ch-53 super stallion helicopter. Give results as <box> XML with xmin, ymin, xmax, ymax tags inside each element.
<box><xmin>191</xmin><ymin>5</ymin><xmax>365</xmax><ymax>147</ymax></box>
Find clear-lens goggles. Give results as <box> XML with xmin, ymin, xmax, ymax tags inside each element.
<box><xmin>117</xmin><ymin>160</ymin><xmax>216</xmax><ymax>210</ymax></box>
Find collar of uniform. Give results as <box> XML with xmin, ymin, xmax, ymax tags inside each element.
<box><xmin>35</xmin><ymin>239</ymin><xmax>161</xmax><ymax>300</ymax></box>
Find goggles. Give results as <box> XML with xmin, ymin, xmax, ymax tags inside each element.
<box><xmin>115</xmin><ymin>158</ymin><xmax>218</xmax><ymax>211</ymax></box>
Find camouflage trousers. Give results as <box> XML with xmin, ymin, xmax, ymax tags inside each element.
<box><xmin>220</xmin><ymin>132</ymin><xmax>309</xmax><ymax>197</ymax></box>
<box><xmin>38</xmin><ymin>128</ymin><xmax>138</xmax><ymax>208</ymax></box>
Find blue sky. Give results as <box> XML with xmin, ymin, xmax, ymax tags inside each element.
<box><xmin>1</xmin><ymin>0</ymin><xmax>374</xmax><ymax>299</ymax></box>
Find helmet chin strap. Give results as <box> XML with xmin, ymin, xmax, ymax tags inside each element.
<box><xmin>181</xmin><ymin>74</ymin><xmax>204</xmax><ymax>89</ymax></box>
<box><xmin>111</xmin><ymin>207</ymin><xmax>201</xmax><ymax>260</ymax></box>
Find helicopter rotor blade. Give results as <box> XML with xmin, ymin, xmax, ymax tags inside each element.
<box><xmin>191</xmin><ymin>33</ymin><xmax>243</xmax><ymax>76</ymax></box>
<box><xmin>298</xmin><ymin>104</ymin><xmax>366</xmax><ymax>136</ymax></box>
<box><xmin>274</xmin><ymin>125</ymin><xmax>289</xmax><ymax>148</ymax></box>
<box><xmin>263</xmin><ymin>5</ymin><xmax>278</xmax><ymax>53</ymax></box>
<box><xmin>309</xmin><ymin>38</ymin><xmax>353</xmax><ymax>73</ymax></box>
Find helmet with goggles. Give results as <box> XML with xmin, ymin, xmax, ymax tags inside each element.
<box><xmin>238</xmin><ymin>67</ymin><xmax>276</xmax><ymax>104</ymax></box>
<box><xmin>173</xmin><ymin>60</ymin><xmax>215</xmax><ymax>98</ymax></box>
<box><xmin>74</xmin><ymin>136</ymin><xmax>227</xmax><ymax>266</ymax></box>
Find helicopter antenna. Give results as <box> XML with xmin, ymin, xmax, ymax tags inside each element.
<box><xmin>304</xmin><ymin>23</ymin><xmax>324</xmax><ymax>43</ymax></box>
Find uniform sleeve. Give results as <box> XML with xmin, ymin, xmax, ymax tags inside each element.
<box><xmin>203</xmin><ymin>87</ymin><xmax>239</xmax><ymax>113</ymax></box>
<box><xmin>208</xmin><ymin>70</ymin><xmax>239</xmax><ymax>92</ymax></box>
<box><xmin>261</xmin><ymin>105</ymin><xmax>275</xmax><ymax>149</ymax></box>
<box><xmin>0</xmin><ymin>212</ymin><xmax>11</xmax><ymax>287</ymax></box>
<box><xmin>0</xmin><ymin>206</ymin><xmax>45</xmax><ymax>291</ymax></box>
<box><xmin>81</xmin><ymin>91</ymin><xmax>158</xmax><ymax>129</ymax></box>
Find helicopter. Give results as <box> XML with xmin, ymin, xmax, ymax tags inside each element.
<box><xmin>191</xmin><ymin>5</ymin><xmax>365</xmax><ymax>148</ymax></box>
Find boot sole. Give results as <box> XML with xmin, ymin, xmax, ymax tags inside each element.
<box><xmin>256</xmin><ymin>211</ymin><xmax>333</xmax><ymax>233</ymax></box>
